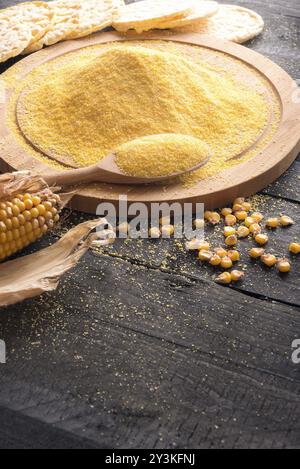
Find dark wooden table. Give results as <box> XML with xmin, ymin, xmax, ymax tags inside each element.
<box><xmin>0</xmin><ymin>0</ymin><xmax>299</xmax><ymax>449</ymax></box>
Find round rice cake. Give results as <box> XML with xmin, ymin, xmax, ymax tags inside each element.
<box><xmin>175</xmin><ymin>4</ymin><xmax>264</xmax><ymax>43</ymax></box>
<box><xmin>156</xmin><ymin>1</ymin><xmax>219</xmax><ymax>29</ymax></box>
<box><xmin>113</xmin><ymin>0</ymin><xmax>195</xmax><ymax>33</ymax></box>
<box><xmin>0</xmin><ymin>16</ymin><xmax>32</xmax><ymax>63</ymax></box>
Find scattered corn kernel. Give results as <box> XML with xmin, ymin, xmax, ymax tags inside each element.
<box><xmin>261</xmin><ymin>253</ymin><xmax>277</xmax><ymax>267</ymax></box>
<box><xmin>209</xmin><ymin>254</ymin><xmax>222</xmax><ymax>266</ymax></box>
<box><xmin>242</xmin><ymin>202</ymin><xmax>252</xmax><ymax>211</ymax></box>
<box><xmin>225</xmin><ymin>234</ymin><xmax>238</xmax><ymax>246</ymax></box>
<box><xmin>249</xmin><ymin>223</ymin><xmax>262</xmax><ymax>235</ymax></box>
<box><xmin>197</xmin><ymin>241</ymin><xmax>210</xmax><ymax>251</ymax></box>
<box><xmin>230</xmin><ymin>270</ymin><xmax>245</xmax><ymax>282</ymax></box>
<box><xmin>149</xmin><ymin>227</ymin><xmax>161</xmax><ymax>238</ymax></box>
<box><xmin>251</xmin><ymin>212</ymin><xmax>264</xmax><ymax>222</ymax></box>
<box><xmin>193</xmin><ymin>218</ymin><xmax>205</xmax><ymax>229</ymax></box>
<box><xmin>225</xmin><ymin>214</ymin><xmax>237</xmax><ymax>226</ymax></box>
<box><xmin>237</xmin><ymin>225</ymin><xmax>250</xmax><ymax>238</ymax></box>
<box><xmin>233</xmin><ymin>197</ymin><xmax>245</xmax><ymax>206</ymax></box>
<box><xmin>204</xmin><ymin>210</ymin><xmax>212</xmax><ymax>221</ymax></box>
<box><xmin>198</xmin><ymin>249</ymin><xmax>213</xmax><ymax>261</ymax></box>
<box><xmin>227</xmin><ymin>250</ymin><xmax>240</xmax><ymax>262</ymax></box>
<box><xmin>224</xmin><ymin>226</ymin><xmax>236</xmax><ymax>237</ymax></box>
<box><xmin>244</xmin><ymin>216</ymin><xmax>255</xmax><ymax>227</ymax></box>
<box><xmin>161</xmin><ymin>224</ymin><xmax>175</xmax><ymax>237</ymax></box>
<box><xmin>254</xmin><ymin>233</ymin><xmax>268</xmax><ymax>245</ymax></box>
<box><xmin>232</xmin><ymin>203</ymin><xmax>244</xmax><ymax>213</ymax></box>
<box><xmin>214</xmin><ymin>247</ymin><xmax>227</xmax><ymax>258</ymax></box>
<box><xmin>221</xmin><ymin>207</ymin><xmax>232</xmax><ymax>217</ymax></box>
<box><xmin>280</xmin><ymin>215</ymin><xmax>294</xmax><ymax>227</ymax></box>
<box><xmin>215</xmin><ymin>272</ymin><xmax>232</xmax><ymax>284</ymax></box>
<box><xmin>266</xmin><ymin>217</ymin><xmax>279</xmax><ymax>229</ymax></box>
<box><xmin>289</xmin><ymin>242</ymin><xmax>300</xmax><ymax>254</ymax></box>
<box><xmin>208</xmin><ymin>212</ymin><xmax>221</xmax><ymax>225</ymax></box>
<box><xmin>118</xmin><ymin>222</ymin><xmax>130</xmax><ymax>235</ymax></box>
<box><xmin>235</xmin><ymin>210</ymin><xmax>248</xmax><ymax>221</ymax></box>
<box><xmin>249</xmin><ymin>247</ymin><xmax>265</xmax><ymax>258</ymax></box>
<box><xmin>220</xmin><ymin>256</ymin><xmax>233</xmax><ymax>269</ymax></box>
<box><xmin>185</xmin><ymin>238</ymin><xmax>204</xmax><ymax>251</ymax></box>
<box><xmin>159</xmin><ymin>216</ymin><xmax>171</xmax><ymax>226</ymax></box>
<box><xmin>277</xmin><ymin>258</ymin><xmax>291</xmax><ymax>273</ymax></box>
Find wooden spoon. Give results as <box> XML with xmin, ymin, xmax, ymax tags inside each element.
<box><xmin>42</xmin><ymin>140</ymin><xmax>211</xmax><ymax>187</ymax></box>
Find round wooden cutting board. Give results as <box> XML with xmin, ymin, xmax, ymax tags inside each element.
<box><xmin>0</xmin><ymin>31</ymin><xmax>299</xmax><ymax>213</ymax></box>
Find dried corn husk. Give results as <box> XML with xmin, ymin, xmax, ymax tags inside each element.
<box><xmin>0</xmin><ymin>171</ymin><xmax>115</xmax><ymax>306</ymax></box>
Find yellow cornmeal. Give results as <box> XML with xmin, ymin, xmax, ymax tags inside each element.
<box><xmin>4</xmin><ymin>40</ymin><xmax>281</xmax><ymax>187</ymax></box>
<box><xmin>115</xmin><ymin>134</ymin><xmax>210</xmax><ymax>177</ymax></box>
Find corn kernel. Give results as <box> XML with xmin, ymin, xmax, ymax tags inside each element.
<box><xmin>214</xmin><ymin>247</ymin><xmax>227</xmax><ymax>258</ymax></box>
<box><xmin>244</xmin><ymin>216</ymin><xmax>255</xmax><ymax>227</ymax></box>
<box><xmin>225</xmin><ymin>234</ymin><xmax>238</xmax><ymax>246</ymax></box>
<box><xmin>261</xmin><ymin>253</ymin><xmax>277</xmax><ymax>267</ymax></box>
<box><xmin>235</xmin><ymin>210</ymin><xmax>248</xmax><ymax>221</ymax></box>
<box><xmin>220</xmin><ymin>256</ymin><xmax>233</xmax><ymax>269</ymax></box>
<box><xmin>208</xmin><ymin>212</ymin><xmax>221</xmax><ymax>225</ymax></box>
<box><xmin>233</xmin><ymin>197</ymin><xmax>245</xmax><ymax>206</ymax></box>
<box><xmin>221</xmin><ymin>207</ymin><xmax>232</xmax><ymax>217</ymax></box>
<box><xmin>266</xmin><ymin>217</ymin><xmax>279</xmax><ymax>229</ymax></box>
<box><xmin>242</xmin><ymin>202</ymin><xmax>252</xmax><ymax>212</ymax></box>
<box><xmin>224</xmin><ymin>226</ymin><xmax>236</xmax><ymax>237</ymax></box>
<box><xmin>249</xmin><ymin>247</ymin><xmax>265</xmax><ymax>258</ymax></box>
<box><xmin>227</xmin><ymin>250</ymin><xmax>240</xmax><ymax>262</ymax></box>
<box><xmin>185</xmin><ymin>238</ymin><xmax>204</xmax><ymax>251</ymax></box>
<box><xmin>209</xmin><ymin>254</ymin><xmax>222</xmax><ymax>266</ymax></box>
<box><xmin>280</xmin><ymin>215</ymin><xmax>294</xmax><ymax>227</ymax></box>
<box><xmin>193</xmin><ymin>218</ymin><xmax>204</xmax><ymax>229</ymax></box>
<box><xmin>249</xmin><ymin>223</ymin><xmax>262</xmax><ymax>235</ymax></box>
<box><xmin>198</xmin><ymin>249</ymin><xmax>213</xmax><ymax>261</ymax></box>
<box><xmin>251</xmin><ymin>212</ymin><xmax>264</xmax><ymax>222</ymax></box>
<box><xmin>255</xmin><ymin>233</ymin><xmax>268</xmax><ymax>245</ymax></box>
<box><xmin>230</xmin><ymin>270</ymin><xmax>245</xmax><ymax>282</ymax></box>
<box><xmin>277</xmin><ymin>258</ymin><xmax>291</xmax><ymax>273</ymax></box>
<box><xmin>149</xmin><ymin>227</ymin><xmax>161</xmax><ymax>238</ymax></box>
<box><xmin>159</xmin><ymin>216</ymin><xmax>171</xmax><ymax>226</ymax></box>
<box><xmin>161</xmin><ymin>224</ymin><xmax>174</xmax><ymax>237</ymax></box>
<box><xmin>232</xmin><ymin>203</ymin><xmax>244</xmax><ymax>212</ymax></box>
<box><xmin>225</xmin><ymin>214</ymin><xmax>237</xmax><ymax>226</ymax></box>
<box><xmin>204</xmin><ymin>210</ymin><xmax>212</xmax><ymax>221</ymax></box>
<box><xmin>216</xmin><ymin>272</ymin><xmax>232</xmax><ymax>284</ymax></box>
<box><xmin>197</xmin><ymin>241</ymin><xmax>210</xmax><ymax>251</ymax></box>
<box><xmin>289</xmin><ymin>242</ymin><xmax>300</xmax><ymax>254</ymax></box>
<box><xmin>118</xmin><ymin>222</ymin><xmax>130</xmax><ymax>235</ymax></box>
<box><xmin>237</xmin><ymin>225</ymin><xmax>250</xmax><ymax>238</ymax></box>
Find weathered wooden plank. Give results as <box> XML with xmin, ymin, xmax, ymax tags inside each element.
<box><xmin>0</xmin><ymin>253</ymin><xmax>300</xmax><ymax>448</ymax></box>
<box><xmin>263</xmin><ymin>157</ymin><xmax>300</xmax><ymax>202</ymax></box>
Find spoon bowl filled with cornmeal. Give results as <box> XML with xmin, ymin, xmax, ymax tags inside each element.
<box><xmin>43</xmin><ymin>134</ymin><xmax>212</xmax><ymax>187</ymax></box>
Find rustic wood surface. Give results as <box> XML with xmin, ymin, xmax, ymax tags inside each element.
<box><xmin>0</xmin><ymin>0</ymin><xmax>299</xmax><ymax>449</ymax></box>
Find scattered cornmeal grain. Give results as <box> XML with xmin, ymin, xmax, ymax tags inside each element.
<box><xmin>280</xmin><ymin>215</ymin><xmax>294</xmax><ymax>227</ymax></box>
<box><xmin>198</xmin><ymin>249</ymin><xmax>213</xmax><ymax>261</ymax></box>
<box><xmin>230</xmin><ymin>270</ymin><xmax>245</xmax><ymax>282</ymax></box>
<box><xmin>255</xmin><ymin>233</ymin><xmax>268</xmax><ymax>245</ymax></box>
<box><xmin>216</xmin><ymin>272</ymin><xmax>232</xmax><ymax>284</ymax></box>
<box><xmin>237</xmin><ymin>225</ymin><xmax>250</xmax><ymax>238</ymax></box>
<box><xmin>277</xmin><ymin>258</ymin><xmax>291</xmax><ymax>273</ymax></box>
<box><xmin>289</xmin><ymin>242</ymin><xmax>300</xmax><ymax>254</ymax></box>
<box><xmin>266</xmin><ymin>217</ymin><xmax>279</xmax><ymax>229</ymax></box>
<box><xmin>261</xmin><ymin>253</ymin><xmax>277</xmax><ymax>267</ymax></box>
<box><xmin>249</xmin><ymin>247</ymin><xmax>265</xmax><ymax>258</ymax></box>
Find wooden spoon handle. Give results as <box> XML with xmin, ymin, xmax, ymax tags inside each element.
<box><xmin>43</xmin><ymin>164</ymin><xmax>102</xmax><ymax>187</ymax></box>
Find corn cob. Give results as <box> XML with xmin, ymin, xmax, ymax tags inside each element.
<box><xmin>0</xmin><ymin>191</ymin><xmax>60</xmax><ymax>262</ymax></box>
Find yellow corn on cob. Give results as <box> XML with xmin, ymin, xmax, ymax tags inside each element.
<box><xmin>0</xmin><ymin>191</ymin><xmax>60</xmax><ymax>262</ymax></box>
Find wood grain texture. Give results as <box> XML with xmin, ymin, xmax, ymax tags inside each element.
<box><xmin>0</xmin><ymin>0</ymin><xmax>299</xmax><ymax>449</ymax></box>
